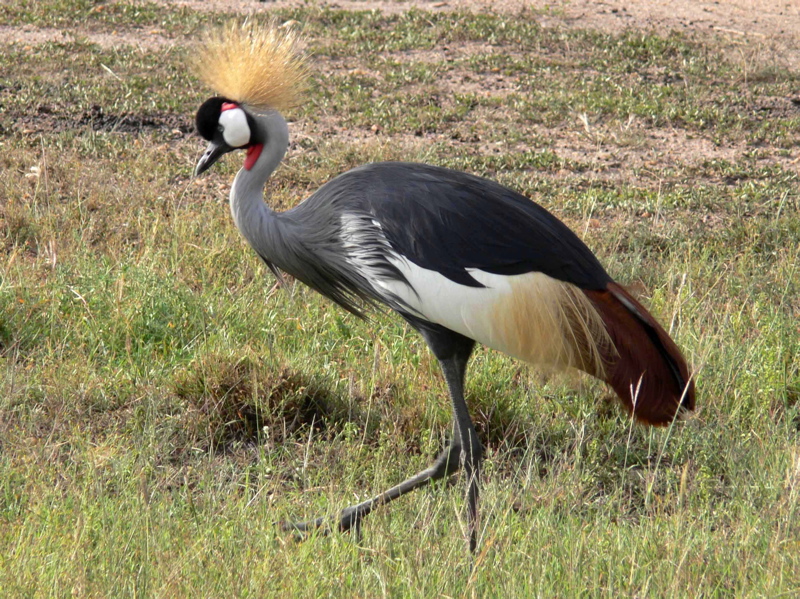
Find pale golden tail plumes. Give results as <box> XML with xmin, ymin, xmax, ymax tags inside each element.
<box><xmin>492</xmin><ymin>274</ymin><xmax>694</xmax><ymax>425</ymax></box>
<box><xmin>192</xmin><ymin>19</ymin><xmax>309</xmax><ymax>111</ymax></box>
<box><xmin>492</xmin><ymin>273</ymin><xmax>613</xmax><ymax>376</ymax></box>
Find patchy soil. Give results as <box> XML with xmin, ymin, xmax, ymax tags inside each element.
<box><xmin>5</xmin><ymin>102</ymin><xmax>193</xmax><ymax>137</ymax></box>
<box><xmin>0</xmin><ymin>24</ymin><xmax>177</xmax><ymax>50</ymax></box>
<box><xmin>143</xmin><ymin>0</ymin><xmax>800</xmax><ymax>64</ymax></box>
<box><xmin>3</xmin><ymin>0</ymin><xmax>799</xmax><ymax>182</ymax></box>
<box><xmin>74</xmin><ymin>105</ymin><xmax>193</xmax><ymax>135</ymax></box>
<box><xmin>288</xmin><ymin>112</ymin><xmax>798</xmax><ymax>193</ymax></box>
<box><xmin>5</xmin><ymin>1</ymin><xmax>798</xmax><ymax>59</ymax></box>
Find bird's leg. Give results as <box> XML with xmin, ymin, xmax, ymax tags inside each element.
<box><xmin>279</xmin><ymin>436</ymin><xmax>463</xmax><ymax>536</ymax></box>
<box><xmin>437</xmin><ymin>342</ymin><xmax>483</xmax><ymax>553</ymax></box>
<box><xmin>280</xmin><ymin>327</ymin><xmax>481</xmax><ymax>550</ymax></box>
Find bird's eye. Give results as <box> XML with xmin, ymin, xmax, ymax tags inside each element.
<box><xmin>217</xmin><ymin>124</ymin><xmax>224</xmax><ymax>133</ymax></box>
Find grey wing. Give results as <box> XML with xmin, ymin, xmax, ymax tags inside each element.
<box><xmin>275</xmin><ymin>161</ymin><xmax>611</xmax><ymax>318</ymax></box>
<box><xmin>353</xmin><ymin>162</ymin><xmax>612</xmax><ymax>290</ymax></box>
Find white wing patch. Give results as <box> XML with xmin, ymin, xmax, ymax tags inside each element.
<box><xmin>340</xmin><ymin>213</ymin><xmax>414</xmax><ymax>309</ymax></box>
<box><xmin>379</xmin><ymin>257</ymin><xmax>511</xmax><ymax>336</ymax></box>
<box><xmin>381</xmin><ymin>256</ymin><xmax>609</xmax><ymax>373</ymax></box>
<box><xmin>340</xmin><ymin>213</ymin><xmax>391</xmax><ymax>277</ymax></box>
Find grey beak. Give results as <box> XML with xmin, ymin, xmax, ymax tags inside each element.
<box><xmin>195</xmin><ymin>140</ymin><xmax>230</xmax><ymax>176</ymax></box>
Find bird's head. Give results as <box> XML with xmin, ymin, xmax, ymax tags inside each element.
<box><xmin>194</xmin><ymin>97</ymin><xmax>263</xmax><ymax>176</ymax></box>
<box><xmin>190</xmin><ymin>20</ymin><xmax>308</xmax><ymax>177</ymax></box>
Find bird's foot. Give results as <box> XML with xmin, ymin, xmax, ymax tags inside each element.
<box><xmin>277</xmin><ymin>516</ymin><xmax>328</xmax><ymax>536</ymax></box>
<box><xmin>277</xmin><ymin>506</ymin><xmax>363</xmax><ymax>541</ymax></box>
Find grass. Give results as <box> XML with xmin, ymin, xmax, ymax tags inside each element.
<box><xmin>2</xmin><ymin>2</ymin><xmax>800</xmax><ymax>597</ymax></box>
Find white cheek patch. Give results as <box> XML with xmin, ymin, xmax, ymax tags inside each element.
<box><xmin>219</xmin><ymin>107</ymin><xmax>251</xmax><ymax>147</ymax></box>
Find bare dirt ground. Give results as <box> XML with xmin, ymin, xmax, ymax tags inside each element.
<box><xmin>3</xmin><ymin>0</ymin><xmax>798</xmax><ymax>181</ymax></box>
<box><xmin>160</xmin><ymin>0</ymin><xmax>800</xmax><ymax>62</ymax></box>
<box><xmin>4</xmin><ymin>1</ymin><xmax>799</xmax><ymax>59</ymax></box>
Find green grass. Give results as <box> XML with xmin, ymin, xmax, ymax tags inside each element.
<box><xmin>2</xmin><ymin>3</ymin><xmax>800</xmax><ymax>597</ymax></box>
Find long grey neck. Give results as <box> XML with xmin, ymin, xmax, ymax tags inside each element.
<box><xmin>229</xmin><ymin>110</ymin><xmax>290</xmax><ymax>260</ymax></box>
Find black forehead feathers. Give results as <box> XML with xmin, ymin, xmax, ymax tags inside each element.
<box><xmin>195</xmin><ymin>97</ymin><xmax>236</xmax><ymax>141</ymax></box>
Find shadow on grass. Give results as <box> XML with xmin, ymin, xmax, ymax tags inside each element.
<box><xmin>172</xmin><ymin>354</ymin><xmax>347</xmax><ymax>454</ymax></box>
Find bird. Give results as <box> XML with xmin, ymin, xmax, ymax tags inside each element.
<box><xmin>191</xmin><ymin>21</ymin><xmax>695</xmax><ymax>552</ymax></box>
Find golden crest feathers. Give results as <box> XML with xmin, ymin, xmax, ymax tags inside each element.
<box><xmin>192</xmin><ymin>20</ymin><xmax>309</xmax><ymax>111</ymax></box>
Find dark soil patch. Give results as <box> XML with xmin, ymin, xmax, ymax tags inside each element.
<box><xmin>75</xmin><ymin>104</ymin><xmax>193</xmax><ymax>134</ymax></box>
<box><xmin>3</xmin><ymin>102</ymin><xmax>193</xmax><ymax>137</ymax></box>
<box><xmin>753</xmin><ymin>96</ymin><xmax>800</xmax><ymax>120</ymax></box>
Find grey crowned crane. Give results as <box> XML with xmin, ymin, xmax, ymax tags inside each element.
<box><xmin>192</xmin><ymin>22</ymin><xmax>695</xmax><ymax>552</ymax></box>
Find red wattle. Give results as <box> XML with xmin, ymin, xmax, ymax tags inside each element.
<box><xmin>221</xmin><ymin>102</ymin><xmax>238</xmax><ymax>112</ymax></box>
<box><xmin>244</xmin><ymin>144</ymin><xmax>263</xmax><ymax>171</ymax></box>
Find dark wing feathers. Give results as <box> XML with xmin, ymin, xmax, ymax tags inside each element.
<box><xmin>339</xmin><ymin>162</ymin><xmax>612</xmax><ymax>289</ymax></box>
